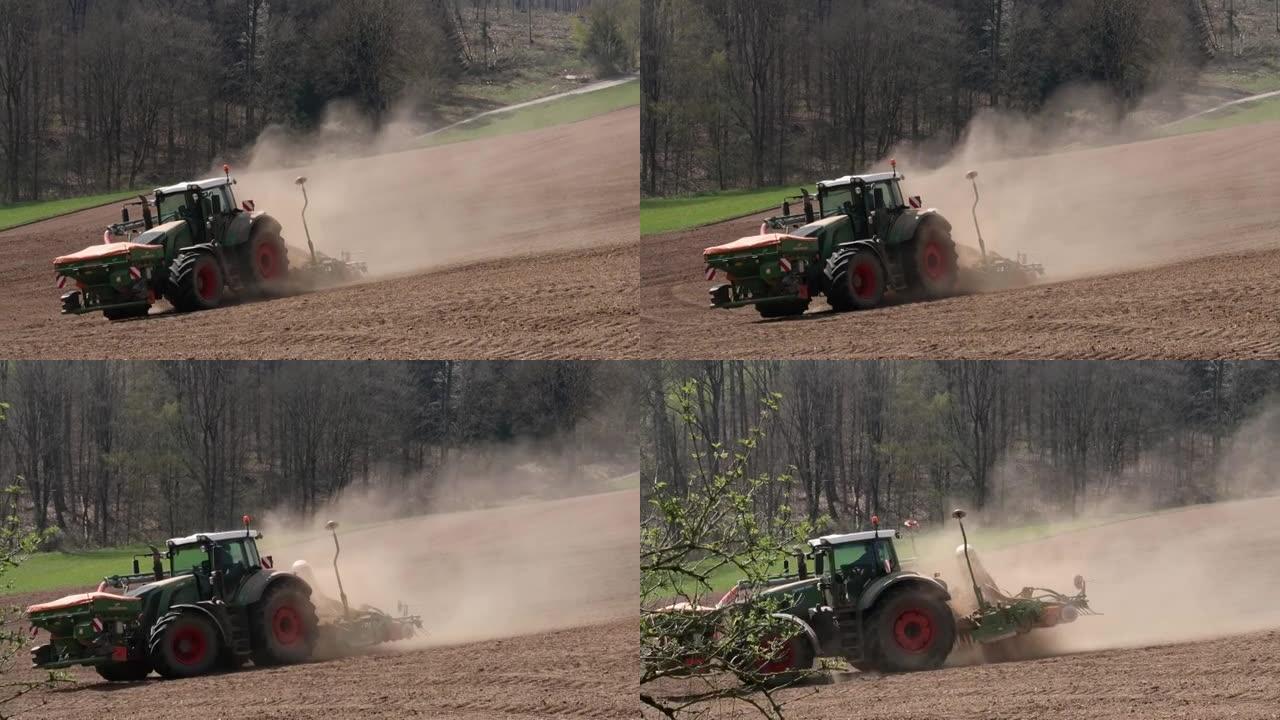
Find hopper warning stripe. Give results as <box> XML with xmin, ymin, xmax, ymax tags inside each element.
<box><xmin>705</xmin><ymin>267</ymin><xmax>716</xmax><ymax>281</ymax></box>
<box><xmin>779</xmin><ymin>257</ymin><xmax>792</xmax><ymax>273</ymax></box>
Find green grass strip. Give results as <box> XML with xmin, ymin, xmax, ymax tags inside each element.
<box><xmin>640</xmin><ymin>185</ymin><xmax>796</xmax><ymax>236</ymax></box>
<box><xmin>423</xmin><ymin>79</ymin><xmax>639</xmax><ymax>148</ymax></box>
<box><xmin>0</xmin><ymin>190</ymin><xmax>142</xmax><ymax>232</ymax></box>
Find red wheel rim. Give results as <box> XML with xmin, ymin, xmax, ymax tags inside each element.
<box><xmin>171</xmin><ymin>624</ymin><xmax>208</xmax><ymax>666</ymax></box>
<box><xmin>851</xmin><ymin>260</ymin><xmax>879</xmax><ymax>300</ymax></box>
<box><xmin>921</xmin><ymin>240</ymin><xmax>949</xmax><ymax>282</ymax></box>
<box><xmin>893</xmin><ymin>609</ymin><xmax>935</xmax><ymax>653</ymax></box>
<box><xmin>256</xmin><ymin>241</ymin><xmax>280</xmax><ymax>279</ymax></box>
<box><xmin>757</xmin><ymin>634</ymin><xmax>797</xmax><ymax>675</ymax></box>
<box><xmin>195</xmin><ymin>261</ymin><xmax>219</xmax><ymax>301</ymax></box>
<box><xmin>272</xmin><ymin>605</ymin><xmax>303</xmax><ymax>646</ymax></box>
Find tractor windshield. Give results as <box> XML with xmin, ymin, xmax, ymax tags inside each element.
<box><xmin>155</xmin><ymin>192</ymin><xmax>192</xmax><ymax>224</ymax></box>
<box><xmin>170</xmin><ymin>544</ymin><xmax>209</xmax><ymax>576</ymax></box>
<box><xmin>867</xmin><ymin>181</ymin><xmax>903</xmax><ymax>211</ymax></box>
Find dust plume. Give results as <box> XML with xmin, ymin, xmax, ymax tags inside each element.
<box><xmin>255</xmin><ymin>441</ymin><xmax>638</xmax><ymax>651</ymax></box>
<box><xmin>883</xmin><ymin>82</ymin><xmax>1280</xmax><ymax>282</ymax></box>
<box><xmin>218</xmin><ymin>96</ymin><xmax>637</xmax><ymax>281</ymax></box>
<box><xmin>905</xmin><ymin>401</ymin><xmax>1280</xmax><ymax>662</ymax></box>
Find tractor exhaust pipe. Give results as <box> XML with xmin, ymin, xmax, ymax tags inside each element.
<box><xmin>295</xmin><ymin>176</ymin><xmax>318</xmax><ymax>264</ymax></box>
<box><xmin>952</xmin><ymin>509</ymin><xmax>987</xmax><ymax>611</ymax></box>
<box><xmin>965</xmin><ymin>171</ymin><xmax>988</xmax><ymax>262</ymax></box>
<box><xmin>325</xmin><ymin>520</ymin><xmax>351</xmax><ymax>619</ymax></box>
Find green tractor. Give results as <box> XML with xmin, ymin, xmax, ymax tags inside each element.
<box><xmin>26</xmin><ymin>520</ymin><xmax>317</xmax><ymax>681</ymax></box>
<box><xmin>703</xmin><ymin>163</ymin><xmax>1044</xmax><ymax>319</ymax></box>
<box><xmin>704</xmin><ymin>162</ymin><xmax>959</xmax><ymax>319</ymax></box>
<box><xmin>672</xmin><ymin>510</ymin><xmax>1091</xmax><ymax>684</ymax></box>
<box><xmin>54</xmin><ymin>169</ymin><xmax>364</xmax><ymax>320</ymax></box>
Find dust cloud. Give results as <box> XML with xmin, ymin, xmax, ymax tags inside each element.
<box><xmin>214</xmin><ymin>94</ymin><xmax>636</xmax><ymax>282</ymax></box>
<box><xmin>256</xmin><ymin>444</ymin><xmax>638</xmax><ymax>651</ymax></box>
<box><xmin>905</xmin><ymin>401</ymin><xmax>1280</xmax><ymax>661</ymax></box>
<box><xmin>880</xmin><ymin>82</ymin><xmax>1280</xmax><ymax>281</ymax></box>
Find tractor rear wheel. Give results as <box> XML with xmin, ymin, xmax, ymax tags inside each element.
<box><xmin>250</xmin><ymin>583</ymin><xmax>318</xmax><ymax>666</ymax></box>
<box><xmin>95</xmin><ymin>659</ymin><xmax>151</xmax><ymax>682</ymax></box>
<box><xmin>149</xmin><ymin>610</ymin><xmax>221</xmax><ymax>679</ymax></box>
<box><xmin>167</xmin><ymin>250</ymin><xmax>225</xmax><ymax>312</ymax></box>
<box><xmin>825</xmin><ymin>249</ymin><xmax>885</xmax><ymax>311</ymax></box>
<box><xmin>756</xmin><ymin>299</ymin><xmax>810</xmax><ymax>319</ymax></box>
<box><xmin>908</xmin><ymin>221</ymin><xmax>958</xmax><ymax>299</ymax></box>
<box><xmin>866</xmin><ymin>589</ymin><xmax>955</xmax><ymax>673</ymax></box>
<box><xmin>242</xmin><ymin>230</ymin><xmax>290</xmax><ymax>295</ymax></box>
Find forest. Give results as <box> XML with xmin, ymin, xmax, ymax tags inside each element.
<box><xmin>641</xmin><ymin>0</ymin><xmax>1219</xmax><ymax>195</ymax></box>
<box><xmin>641</xmin><ymin>361</ymin><xmax>1280</xmax><ymax>530</ymax></box>
<box><xmin>0</xmin><ymin>361</ymin><xmax>641</xmax><ymax>548</ymax></box>
<box><xmin>0</xmin><ymin>0</ymin><xmax>636</xmax><ymax>203</ymax></box>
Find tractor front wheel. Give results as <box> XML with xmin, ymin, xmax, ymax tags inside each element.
<box><xmin>167</xmin><ymin>251</ymin><xmax>225</xmax><ymax>312</ymax></box>
<box><xmin>756</xmin><ymin>299</ymin><xmax>810</xmax><ymax>319</ymax></box>
<box><xmin>749</xmin><ymin>630</ymin><xmax>815</xmax><ymax>688</ymax></box>
<box><xmin>867</xmin><ymin>589</ymin><xmax>955</xmax><ymax>673</ymax></box>
<box><xmin>825</xmin><ymin>249</ymin><xmax>885</xmax><ymax>311</ymax></box>
<box><xmin>250</xmin><ymin>583</ymin><xmax>319</xmax><ymax>666</ymax></box>
<box><xmin>149</xmin><ymin>610</ymin><xmax>221</xmax><ymax>679</ymax></box>
<box><xmin>95</xmin><ymin>660</ymin><xmax>151</xmax><ymax>682</ymax></box>
<box><xmin>103</xmin><ymin>305</ymin><xmax>150</xmax><ymax>322</ymax></box>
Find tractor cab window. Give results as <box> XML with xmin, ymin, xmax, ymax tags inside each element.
<box><xmin>831</xmin><ymin>543</ymin><xmax>871</xmax><ymax>570</ymax></box>
<box><xmin>208</xmin><ymin>185</ymin><xmax>235</xmax><ymax>215</ymax></box>
<box><xmin>156</xmin><ymin>193</ymin><xmax>191</xmax><ymax>224</ymax></box>
<box><xmin>867</xmin><ymin>181</ymin><xmax>902</xmax><ymax>211</ymax></box>
<box><xmin>820</xmin><ymin>186</ymin><xmax>854</xmax><ymax>216</ymax></box>
<box><xmin>170</xmin><ymin>544</ymin><xmax>210</xmax><ymax>576</ymax></box>
<box><xmin>872</xmin><ymin>539</ymin><xmax>901</xmax><ymax>572</ymax></box>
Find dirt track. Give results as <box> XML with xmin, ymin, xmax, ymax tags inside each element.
<box><xmin>0</xmin><ymin>108</ymin><xmax>638</xmax><ymax>360</ymax></box>
<box><xmin>641</xmin><ymin>122</ymin><xmax>1280</xmax><ymax>359</ymax></box>
<box><xmin>4</xmin><ymin>489</ymin><xmax>639</xmax><ymax>719</ymax></box>
<box><xmin>645</xmin><ymin>495</ymin><xmax>1280</xmax><ymax>718</ymax></box>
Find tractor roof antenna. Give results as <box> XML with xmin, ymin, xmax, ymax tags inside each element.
<box><xmin>965</xmin><ymin>170</ymin><xmax>988</xmax><ymax>263</ymax></box>
<box><xmin>325</xmin><ymin>520</ymin><xmax>350</xmax><ymax>619</ymax></box>
<box><xmin>952</xmin><ymin>509</ymin><xmax>987</xmax><ymax>611</ymax></box>
<box><xmin>295</xmin><ymin>176</ymin><xmax>317</xmax><ymax>264</ymax></box>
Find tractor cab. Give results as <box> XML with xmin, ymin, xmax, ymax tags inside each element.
<box><xmin>150</xmin><ymin>176</ymin><xmax>240</xmax><ymax>244</ymax></box>
<box><xmin>804</xmin><ymin>529</ymin><xmax>904</xmax><ymax>599</ymax></box>
<box><xmin>164</xmin><ymin>529</ymin><xmax>270</xmax><ymax>600</ymax></box>
<box><xmin>816</xmin><ymin>170</ymin><xmax>922</xmax><ymax>241</ymax></box>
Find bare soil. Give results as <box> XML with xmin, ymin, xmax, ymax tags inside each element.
<box><xmin>645</xmin><ymin>495</ymin><xmax>1280</xmax><ymax>718</ymax></box>
<box><xmin>641</xmin><ymin>122</ymin><xmax>1280</xmax><ymax>359</ymax></box>
<box><xmin>0</xmin><ymin>108</ymin><xmax>638</xmax><ymax>360</ymax></box>
<box><xmin>3</xmin><ymin>489</ymin><xmax>638</xmax><ymax>719</ymax></box>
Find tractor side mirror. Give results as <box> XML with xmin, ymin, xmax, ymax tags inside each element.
<box><xmin>965</xmin><ymin>170</ymin><xmax>979</xmax><ymax>180</ymax></box>
<box><xmin>122</xmin><ymin>207</ymin><xmax>130</xmax><ymax>223</ymax></box>
<box><xmin>952</xmin><ymin>508</ymin><xmax>967</xmax><ymax>520</ymax></box>
<box><xmin>132</xmin><ymin>559</ymin><xmax>140</xmax><ymax>574</ymax></box>
<box><xmin>782</xmin><ymin>200</ymin><xmax>791</xmax><ymax>216</ymax></box>
<box><xmin>1073</xmin><ymin>574</ymin><xmax>1085</xmax><ymax>592</ymax></box>
<box><xmin>783</xmin><ymin>559</ymin><xmax>790</xmax><ymax>574</ymax></box>
<box><xmin>813</xmin><ymin>553</ymin><xmax>824</xmax><ymax>575</ymax></box>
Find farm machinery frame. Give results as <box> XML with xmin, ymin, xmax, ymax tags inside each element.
<box><xmin>25</xmin><ymin>517</ymin><xmax>420</xmax><ymax>681</ymax></box>
<box><xmin>656</xmin><ymin>509</ymin><xmax>1092</xmax><ymax>685</ymax></box>
<box><xmin>54</xmin><ymin>168</ymin><xmax>365</xmax><ymax>321</ymax></box>
<box><xmin>702</xmin><ymin>163</ymin><xmax>1044</xmax><ymax>319</ymax></box>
